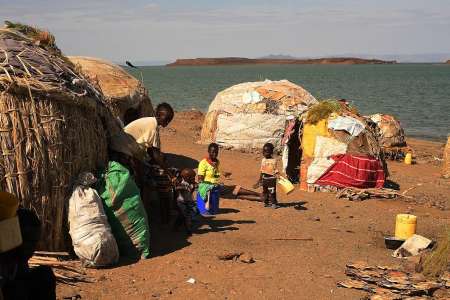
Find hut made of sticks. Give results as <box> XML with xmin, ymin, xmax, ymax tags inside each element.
<box><xmin>0</xmin><ymin>22</ymin><xmax>120</xmax><ymax>250</ymax></box>
<box><xmin>68</xmin><ymin>56</ymin><xmax>154</xmax><ymax>125</ymax></box>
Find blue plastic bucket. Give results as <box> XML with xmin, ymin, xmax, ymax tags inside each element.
<box><xmin>196</xmin><ymin>187</ymin><xmax>220</xmax><ymax>215</ymax></box>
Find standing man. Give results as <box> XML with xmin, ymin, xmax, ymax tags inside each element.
<box><xmin>123</xmin><ymin>102</ymin><xmax>175</xmax><ymax>224</ymax></box>
<box><xmin>124</xmin><ymin>102</ymin><xmax>174</xmax><ymax>171</ymax></box>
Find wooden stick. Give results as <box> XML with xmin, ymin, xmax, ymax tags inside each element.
<box><xmin>271</xmin><ymin>238</ymin><xmax>314</xmax><ymax>241</ymax></box>
<box><xmin>29</xmin><ymin>262</ymin><xmax>84</xmax><ymax>275</ymax></box>
<box><xmin>34</xmin><ymin>251</ymin><xmax>70</xmax><ymax>257</ymax></box>
<box><xmin>29</xmin><ymin>258</ymin><xmax>74</xmax><ymax>266</ymax></box>
<box><xmin>55</xmin><ymin>279</ymin><xmax>77</xmax><ymax>286</ymax></box>
<box><xmin>402</xmin><ymin>185</ymin><xmax>419</xmax><ymax>196</ymax></box>
<box><xmin>54</xmin><ymin>272</ymin><xmax>78</xmax><ymax>281</ymax></box>
<box><xmin>53</xmin><ymin>265</ymin><xmax>85</xmax><ymax>275</ymax></box>
<box><xmin>32</xmin><ymin>255</ymin><xmax>58</xmax><ymax>261</ymax></box>
<box><xmin>237</xmin><ymin>195</ymin><xmax>262</xmax><ymax>202</ymax></box>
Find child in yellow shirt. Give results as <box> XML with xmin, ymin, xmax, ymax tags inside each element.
<box><xmin>197</xmin><ymin>143</ymin><xmax>221</xmax><ymax>215</ymax></box>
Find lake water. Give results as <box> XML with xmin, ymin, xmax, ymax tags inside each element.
<box><xmin>126</xmin><ymin>64</ymin><xmax>450</xmax><ymax>141</ymax></box>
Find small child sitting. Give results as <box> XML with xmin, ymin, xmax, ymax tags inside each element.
<box><xmin>173</xmin><ymin>168</ymin><xmax>198</xmax><ymax>235</ymax></box>
<box><xmin>254</xmin><ymin>143</ymin><xmax>280</xmax><ymax>209</ymax></box>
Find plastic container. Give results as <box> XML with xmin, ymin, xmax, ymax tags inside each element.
<box><xmin>196</xmin><ymin>187</ymin><xmax>220</xmax><ymax>215</ymax></box>
<box><xmin>0</xmin><ymin>191</ymin><xmax>19</xmax><ymax>221</ymax></box>
<box><xmin>384</xmin><ymin>236</ymin><xmax>405</xmax><ymax>250</ymax></box>
<box><xmin>394</xmin><ymin>214</ymin><xmax>417</xmax><ymax>239</ymax></box>
<box><xmin>278</xmin><ymin>176</ymin><xmax>294</xmax><ymax>194</ymax></box>
<box><xmin>299</xmin><ymin>162</ymin><xmax>310</xmax><ymax>191</ymax></box>
<box><xmin>0</xmin><ymin>216</ymin><xmax>22</xmax><ymax>253</ymax></box>
<box><xmin>404</xmin><ymin>153</ymin><xmax>412</xmax><ymax>165</ymax></box>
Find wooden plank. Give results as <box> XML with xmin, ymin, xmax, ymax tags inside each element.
<box><xmin>34</xmin><ymin>251</ymin><xmax>70</xmax><ymax>257</ymax></box>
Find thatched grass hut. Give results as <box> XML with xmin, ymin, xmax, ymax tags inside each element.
<box><xmin>68</xmin><ymin>56</ymin><xmax>154</xmax><ymax>125</ymax></box>
<box><xmin>0</xmin><ymin>23</ymin><xmax>120</xmax><ymax>250</ymax></box>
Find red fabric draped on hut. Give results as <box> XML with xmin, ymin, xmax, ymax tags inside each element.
<box><xmin>316</xmin><ymin>154</ymin><xmax>385</xmax><ymax>189</ymax></box>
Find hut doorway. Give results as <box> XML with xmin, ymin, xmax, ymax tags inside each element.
<box><xmin>283</xmin><ymin>118</ymin><xmax>302</xmax><ymax>184</ymax></box>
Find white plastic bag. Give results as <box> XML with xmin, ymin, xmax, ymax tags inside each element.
<box><xmin>282</xmin><ymin>144</ymin><xmax>289</xmax><ymax>174</ymax></box>
<box><xmin>68</xmin><ymin>186</ymin><xmax>119</xmax><ymax>267</ymax></box>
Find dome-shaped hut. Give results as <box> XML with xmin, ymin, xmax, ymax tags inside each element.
<box><xmin>0</xmin><ymin>23</ymin><xmax>121</xmax><ymax>250</ymax></box>
<box><xmin>368</xmin><ymin>113</ymin><xmax>409</xmax><ymax>159</ymax></box>
<box><xmin>200</xmin><ymin>79</ymin><xmax>318</xmax><ymax>150</ymax></box>
<box><xmin>301</xmin><ymin>100</ymin><xmax>385</xmax><ymax>188</ymax></box>
<box><xmin>68</xmin><ymin>56</ymin><xmax>154</xmax><ymax>125</ymax></box>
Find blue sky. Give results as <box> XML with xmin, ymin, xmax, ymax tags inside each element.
<box><xmin>1</xmin><ymin>0</ymin><xmax>449</xmax><ymax>62</ymax></box>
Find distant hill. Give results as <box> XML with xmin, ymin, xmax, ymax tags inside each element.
<box><xmin>259</xmin><ymin>53</ymin><xmax>450</xmax><ymax>63</ymax></box>
<box><xmin>167</xmin><ymin>57</ymin><xmax>396</xmax><ymax>66</ymax></box>
<box><xmin>259</xmin><ymin>54</ymin><xmax>298</xmax><ymax>60</ymax></box>
<box><xmin>336</xmin><ymin>53</ymin><xmax>450</xmax><ymax>63</ymax></box>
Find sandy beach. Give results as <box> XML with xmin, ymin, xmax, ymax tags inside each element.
<box><xmin>56</xmin><ymin>111</ymin><xmax>449</xmax><ymax>300</ymax></box>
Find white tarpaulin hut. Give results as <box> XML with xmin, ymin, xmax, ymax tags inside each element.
<box><xmin>200</xmin><ymin>80</ymin><xmax>318</xmax><ymax>150</ymax></box>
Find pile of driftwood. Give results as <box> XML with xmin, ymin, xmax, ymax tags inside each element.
<box><xmin>30</xmin><ymin>252</ymin><xmax>93</xmax><ymax>285</ymax></box>
<box><xmin>337</xmin><ymin>262</ymin><xmax>450</xmax><ymax>299</ymax></box>
<box><xmin>336</xmin><ymin>187</ymin><xmax>407</xmax><ymax>201</ymax></box>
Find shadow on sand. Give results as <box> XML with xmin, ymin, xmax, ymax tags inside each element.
<box><xmin>165</xmin><ymin>153</ymin><xmax>199</xmax><ymax>170</ymax></box>
<box><xmin>279</xmin><ymin>201</ymin><xmax>308</xmax><ymax>211</ymax></box>
<box><xmin>218</xmin><ymin>208</ymin><xmax>240</xmax><ymax>214</ymax></box>
<box><xmin>149</xmin><ymin>216</ymin><xmax>192</xmax><ymax>258</ymax></box>
<box><xmin>194</xmin><ymin>218</ymin><xmax>256</xmax><ymax>235</ymax></box>
<box><xmin>149</xmin><ymin>214</ymin><xmax>256</xmax><ymax>256</ymax></box>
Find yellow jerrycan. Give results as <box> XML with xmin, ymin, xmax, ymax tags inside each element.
<box><xmin>394</xmin><ymin>214</ymin><xmax>417</xmax><ymax>239</ymax></box>
<box><xmin>278</xmin><ymin>176</ymin><xmax>295</xmax><ymax>195</ymax></box>
<box><xmin>0</xmin><ymin>191</ymin><xmax>19</xmax><ymax>221</ymax></box>
<box><xmin>404</xmin><ymin>153</ymin><xmax>412</xmax><ymax>165</ymax></box>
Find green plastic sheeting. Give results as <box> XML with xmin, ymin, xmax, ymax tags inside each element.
<box><xmin>97</xmin><ymin>161</ymin><xmax>150</xmax><ymax>259</ymax></box>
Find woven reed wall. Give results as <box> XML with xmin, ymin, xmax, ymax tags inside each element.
<box><xmin>0</xmin><ymin>92</ymin><xmax>108</xmax><ymax>250</ymax></box>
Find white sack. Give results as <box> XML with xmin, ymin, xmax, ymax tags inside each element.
<box><xmin>68</xmin><ymin>186</ymin><xmax>119</xmax><ymax>267</ymax></box>
<box><xmin>282</xmin><ymin>145</ymin><xmax>289</xmax><ymax>174</ymax></box>
<box><xmin>393</xmin><ymin>234</ymin><xmax>432</xmax><ymax>258</ymax></box>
